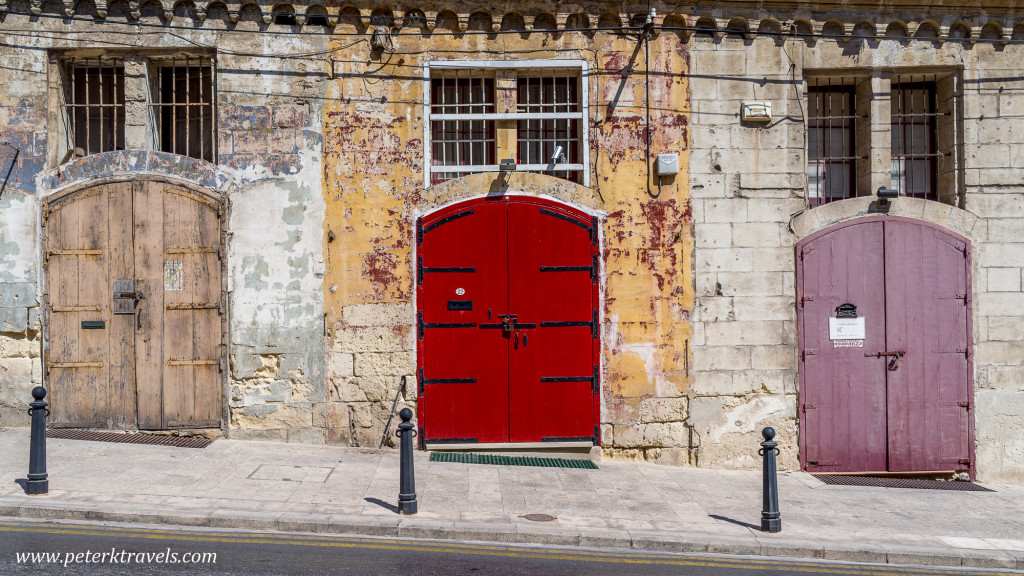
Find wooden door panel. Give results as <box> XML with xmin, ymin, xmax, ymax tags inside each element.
<box><xmin>134</xmin><ymin>181</ymin><xmax>166</xmax><ymax>429</ymax></box>
<box><xmin>418</xmin><ymin>200</ymin><xmax>509</xmax><ymax>443</ymax></box>
<box><xmin>159</xmin><ymin>184</ymin><xmax>223</xmax><ymax>428</ymax></box>
<box><xmin>883</xmin><ymin>220</ymin><xmax>970</xmax><ymax>472</ymax></box>
<box><xmin>507</xmin><ymin>201</ymin><xmax>598</xmax><ymax>443</ymax></box>
<box><xmin>799</xmin><ymin>220</ymin><xmax>887</xmax><ymax>472</ymax></box>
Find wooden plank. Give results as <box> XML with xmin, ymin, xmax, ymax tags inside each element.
<box><xmin>78</xmin><ymin>188</ymin><xmax>109</xmax><ymax>426</ymax></box>
<box><xmin>162</xmin><ymin>188</ymin><xmax>195</xmax><ymax>427</ymax></box>
<box><xmin>134</xmin><ymin>180</ymin><xmax>165</xmax><ymax>429</ymax></box>
<box><xmin>187</xmin><ymin>185</ymin><xmax>222</xmax><ymax>425</ymax></box>
<box><xmin>107</xmin><ymin>181</ymin><xmax>136</xmax><ymax>429</ymax></box>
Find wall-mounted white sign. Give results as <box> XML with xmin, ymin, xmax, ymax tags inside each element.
<box><xmin>829</xmin><ymin>317</ymin><xmax>865</xmax><ymax>340</ymax></box>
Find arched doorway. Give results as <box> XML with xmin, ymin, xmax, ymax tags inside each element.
<box><xmin>797</xmin><ymin>216</ymin><xmax>974</xmax><ymax>476</ymax></box>
<box><xmin>416</xmin><ymin>196</ymin><xmax>600</xmax><ymax>446</ymax></box>
<box><xmin>43</xmin><ymin>179</ymin><xmax>226</xmax><ymax>430</ymax></box>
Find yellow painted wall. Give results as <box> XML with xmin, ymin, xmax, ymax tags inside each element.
<box><xmin>321</xmin><ymin>8</ymin><xmax>693</xmax><ymax>461</ymax></box>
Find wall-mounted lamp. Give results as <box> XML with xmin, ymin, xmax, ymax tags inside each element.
<box><xmin>876</xmin><ymin>186</ymin><xmax>898</xmax><ymax>208</ymax></box>
<box><xmin>499</xmin><ymin>159</ymin><xmax>517</xmax><ymax>172</ymax></box>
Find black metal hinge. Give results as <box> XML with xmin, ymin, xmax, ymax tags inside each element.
<box><xmin>958</xmin><ymin>401</ymin><xmax>970</xmax><ymax>410</ymax></box>
<box><xmin>593</xmin><ymin>309</ymin><xmax>599</xmax><ymax>339</ymax></box>
<box><xmin>418</xmin><ymin>255</ymin><xmax>476</xmax><ymax>286</ymax></box>
<box><xmin>593</xmin><ymin>425</ymin><xmax>600</xmax><ymax>445</ymax></box>
<box><xmin>592</xmin><ymin>365</ymin><xmax>599</xmax><ymax>394</ymax></box>
<box><xmin>416</xmin><ymin>217</ymin><xmax>423</xmax><ymax>247</ymax></box>
<box><xmin>419</xmin><ymin>210</ymin><xmax>474</xmax><ymax>246</ymax></box>
<box><xmin>418</xmin><ymin>312</ymin><xmax>476</xmax><ymax>340</ymax></box>
<box><xmin>540</xmin><ymin>364</ymin><xmax>599</xmax><ymax>395</ymax></box>
<box><xmin>418</xmin><ymin>367</ymin><xmax>424</xmax><ymax>396</ymax></box>
<box><xmin>591</xmin><ymin>216</ymin><xmax>598</xmax><ymax>246</ymax></box>
<box><xmin>592</xmin><ymin>254</ymin><xmax>598</xmax><ymax>284</ymax></box>
<box><xmin>418</xmin><ymin>427</ymin><xmax>425</xmax><ymax>450</ymax></box>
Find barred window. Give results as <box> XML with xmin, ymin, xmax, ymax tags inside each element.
<box><xmin>429</xmin><ymin>76</ymin><xmax>496</xmax><ymax>184</ymax></box>
<box><xmin>807</xmin><ymin>84</ymin><xmax>856</xmax><ymax>207</ymax></box>
<box><xmin>517</xmin><ymin>75</ymin><xmax>582</xmax><ymax>184</ymax></box>
<box><xmin>890</xmin><ymin>81</ymin><xmax>938</xmax><ymax>201</ymax></box>
<box><xmin>805</xmin><ymin>72</ymin><xmax>957</xmax><ymax>207</ymax></box>
<box><xmin>425</xmin><ymin>61</ymin><xmax>589</xmax><ymax>187</ymax></box>
<box><xmin>65</xmin><ymin>57</ymin><xmax>126</xmax><ymax>157</ymax></box>
<box><xmin>153</xmin><ymin>56</ymin><xmax>215</xmax><ymax>163</ymax></box>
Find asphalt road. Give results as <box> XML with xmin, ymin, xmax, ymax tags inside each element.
<box><xmin>0</xmin><ymin>518</ymin><xmax>1014</xmax><ymax>576</ymax></box>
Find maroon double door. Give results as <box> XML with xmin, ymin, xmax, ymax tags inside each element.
<box><xmin>798</xmin><ymin>217</ymin><xmax>973</xmax><ymax>475</ymax></box>
<box><xmin>417</xmin><ymin>197</ymin><xmax>600</xmax><ymax>445</ymax></box>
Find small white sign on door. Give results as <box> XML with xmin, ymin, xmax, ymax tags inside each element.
<box><xmin>829</xmin><ymin>317</ymin><xmax>865</xmax><ymax>340</ymax></box>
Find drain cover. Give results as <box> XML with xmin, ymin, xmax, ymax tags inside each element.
<box><xmin>429</xmin><ymin>452</ymin><xmax>597</xmax><ymax>469</ymax></box>
<box><xmin>46</xmin><ymin>429</ymin><xmax>213</xmax><ymax>449</ymax></box>
<box><xmin>522</xmin><ymin>514</ymin><xmax>557</xmax><ymax>522</ymax></box>
<box><xmin>813</xmin><ymin>474</ymin><xmax>993</xmax><ymax>492</ymax></box>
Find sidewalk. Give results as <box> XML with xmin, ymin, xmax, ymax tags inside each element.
<box><xmin>0</xmin><ymin>429</ymin><xmax>1022</xmax><ymax>571</ymax></box>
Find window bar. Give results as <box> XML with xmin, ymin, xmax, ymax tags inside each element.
<box><xmin>171</xmin><ymin>57</ymin><xmax>177</xmax><ymax>159</ymax></box>
<box><xmin>199</xmin><ymin>59</ymin><xmax>205</xmax><ymax>161</ymax></box>
<box><xmin>186</xmin><ymin>55</ymin><xmax>192</xmax><ymax>159</ymax></box>
<box><xmin>68</xmin><ymin>59</ymin><xmax>76</xmax><ymax>155</ymax></box>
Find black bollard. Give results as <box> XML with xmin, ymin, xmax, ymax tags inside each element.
<box><xmin>26</xmin><ymin>386</ymin><xmax>49</xmax><ymax>496</ymax></box>
<box><xmin>759</xmin><ymin>426</ymin><xmax>781</xmax><ymax>532</ymax></box>
<box><xmin>395</xmin><ymin>408</ymin><xmax>418</xmax><ymax>515</ymax></box>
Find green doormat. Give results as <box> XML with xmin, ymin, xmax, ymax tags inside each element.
<box><xmin>429</xmin><ymin>452</ymin><xmax>598</xmax><ymax>469</ymax></box>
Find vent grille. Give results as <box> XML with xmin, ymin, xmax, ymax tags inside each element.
<box><xmin>814</xmin><ymin>474</ymin><xmax>992</xmax><ymax>491</ymax></box>
<box><xmin>430</xmin><ymin>452</ymin><xmax>596</xmax><ymax>469</ymax></box>
<box><xmin>46</xmin><ymin>429</ymin><xmax>213</xmax><ymax>449</ymax></box>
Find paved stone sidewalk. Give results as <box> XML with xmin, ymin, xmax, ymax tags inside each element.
<box><xmin>0</xmin><ymin>430</ymin><xmax>1022</xmax><ymax>571</ymax></box>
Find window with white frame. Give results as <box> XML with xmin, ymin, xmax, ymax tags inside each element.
<box><xmin>425</xmin><ymin>61</ymin><xmax>589</xmax><ymax>187</ymax></box>
<box><xmin>805</xmin><ymin>71</ymin><xmax>958</xmax><ymax>207</ymax></box>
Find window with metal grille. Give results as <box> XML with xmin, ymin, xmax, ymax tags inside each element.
<box><xmin>517</xmin><ymin>75</ymin><xmax>582</xmax><ymax>184</ymax></box>
<box><xmin>807</xmin><ymin>84</ymin><xmax>856</xmax><ymax>207</ymax></box>
<box><xmin>890</xmin><ymin>80</ymin><xmax>938</xmax><ymax>201</ymax></box>
<box><xmin>424</xmin><ymin>61</ymin><xmax>590</xmax><ymax>187</ymax></box>
<box><xmin>64</xmin><ymin>58</ymin><xmax>125</xmax><ymax>157</ymax></box>
<box><xmin>429</xmin><ymin>76</ymin><xmax>496</xmax><ymax>184</ymax></box>
<box><xmin>153</xmin><ymin>57</ymin><xmax>215</xmax><ymax>163</ymax></box>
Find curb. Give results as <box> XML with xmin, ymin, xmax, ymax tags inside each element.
<box><xmin>1</xmin><ymin>499</ymin><xmax>1021</xmax><ymax>571</ymax></box>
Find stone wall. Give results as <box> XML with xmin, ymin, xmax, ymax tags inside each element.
<box><xmin>688</xmin><ymin>14</ymin><xmax>1024</xmax><ymax>482</ymax></box>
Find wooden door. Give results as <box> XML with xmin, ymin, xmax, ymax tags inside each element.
<box><xmin>798</xmin><ymin>217</ymin><xmax>972</xmax><ymax>475</ymax></box>
<box><xmin>417</xmin><ymin>197</ymin><xmax>600</xmax><ymax>445</ymax></box>
<box><xmin>45</xmin><ymin>180</ymin><xmax>224</xmax><ymax>430</ymax></box>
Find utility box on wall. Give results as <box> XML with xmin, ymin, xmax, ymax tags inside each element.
<box><xmin>656</xmin><ymin>153</ymin><xmax>679</xmax><ymax>175</ymax></box>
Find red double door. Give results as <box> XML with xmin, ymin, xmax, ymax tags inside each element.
<box><xmin>417</xmin><ymin>197</ymin><xmax>600</xmax><ymax>445</ymax></box>
<box><xmin>798</xmin><ymin>217</ymin><xmax>973</xmax><ymax>475</ymax></box>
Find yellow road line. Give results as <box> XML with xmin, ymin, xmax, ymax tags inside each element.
<box><xmin>0</xmin><ymin>522</ymin><xmax>1013</xmax><ymax>576</ymax></box>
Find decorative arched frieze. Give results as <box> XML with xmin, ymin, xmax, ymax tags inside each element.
<box><xmin>1</xmin><ymin>1</ymin><xmax>1023</xmax><ymax>41</ymax></box>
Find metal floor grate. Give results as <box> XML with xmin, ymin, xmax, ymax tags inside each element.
<box><xmin>813</xmin><ymin>474</ymin><xmax>993</xmax><ymax>491</ymax></box>
<box><xmin>430</xmin><ymin>452</ymin><xmax>597</xmax><ymax>469</ymax></box>
<box><xmin>46</xmin><ymin>429</ymin><xmax>213</xmax><ymax>449</ymax></box>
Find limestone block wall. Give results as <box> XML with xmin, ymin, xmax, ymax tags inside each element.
<box><xmin>0</xmin><ymin>41</ymin><xmax>48</xmax><ymax>427</ymax></box>
<box><xmin>0</xmin><ymin>11</ymin><xmax>329</xmax><ymax>439</ymax></box>
<box><xmin>688</xmin><ymin>13</ymin><xmax>1024</xmax><ymax>482</ymax></box>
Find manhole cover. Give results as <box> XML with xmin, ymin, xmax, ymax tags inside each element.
<box><xmin>813</xmin><ymin>474</ymin><xmax>993</xmax><ymax>492</ymax></box>
<box><xmin>521</xmin><ymin>514</ymin><xmax>557</xmax><ymax>522</ymax></box>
